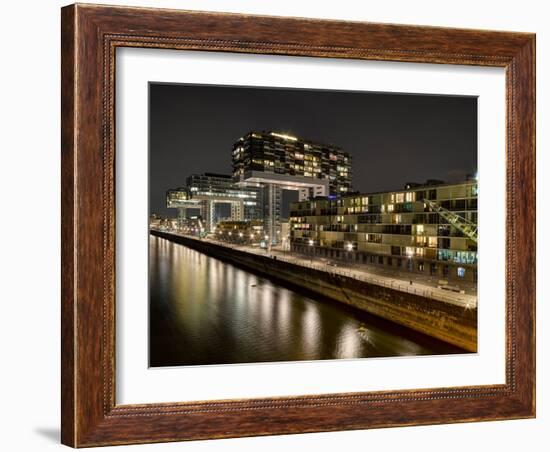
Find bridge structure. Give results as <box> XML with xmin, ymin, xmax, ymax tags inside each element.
<box><xmin>166</xmin><ymin>173</ymin><xmax>261</xmax><ymax>233</ymax></box>
<box><xmin>236</xmin><ymin>172</ymin><xmax>329</xmax><ymax>245</ymax></box>
<box><xmin>166</xmin><ymin>189</ymin><xmax>248</xmax><ymax>233</ymax></box>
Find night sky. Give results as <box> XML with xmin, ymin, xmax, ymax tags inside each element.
<box><xmin>149</xmin><ymin>83</ymin><xmax>477</xmax><ymax>217</ymax></box>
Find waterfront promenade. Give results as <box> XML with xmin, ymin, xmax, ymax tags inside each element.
<box><xmin>153</xmin><ymin>229</ymin><xmax>477</xmax><ymax>309</ymax></box>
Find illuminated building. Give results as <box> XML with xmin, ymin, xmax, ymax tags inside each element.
<box><xmin>148</xmin><ymin>214</ymin><xmax>179</xmax><ymax>231</ymax></box>
<box><xmin>166</xmin><ymin>173</ymin><xmax>262</xmax><ymax>232</ymax></box>
<box><xmin>289</xmin><ymin>180</ymin><xmax>478</xmax><ymax>282</ymax></box>
<box><xmin>232</xmin><ymin>131</ymin><xmax>352</xmax><ymax>243</ymax></box>
<box><xmin>215</xmin><ymin>220</ymin><xmax>265</xmax><ymax>244</ymax></box>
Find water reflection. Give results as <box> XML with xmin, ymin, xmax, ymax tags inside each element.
<box><xmin>149</xmin><ymin>236</ymin><xmax>463</xmax><ymax>367</ymax></box>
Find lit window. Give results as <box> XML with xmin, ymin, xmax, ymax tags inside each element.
<box><xmin>458</xmin><ymin>267</ymin><xmax>466</xmax><ymax>278</ymax></box>
<box><xmin>396</xmin><ymin>193</ymin><xmax>404</xmax><ymax>203</ymax></box>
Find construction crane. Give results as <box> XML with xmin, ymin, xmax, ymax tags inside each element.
<box><xmin>423</xmin><ymin>199</ymin><xmax>478</xmax><ymax>244</ymax></box>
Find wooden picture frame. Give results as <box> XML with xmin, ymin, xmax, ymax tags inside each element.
<box><xmin>61</xmin><ymin>3</ymin><xmax>535</xmax><ymax>447</ymax></box>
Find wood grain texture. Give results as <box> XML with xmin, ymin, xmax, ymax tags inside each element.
<box><xmin>61</xmin><ymin>3</ymin><xmax>536</xmax><ymax>447</ymax></box>
<box><xmin>61</xmin><ymin>5</ymin><xmax>76</xmax><ymax>446</ymax></box>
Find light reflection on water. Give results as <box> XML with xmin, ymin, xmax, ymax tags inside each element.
<box><xmin>149</xmin><ymin>236</ymin><xmax>462</xmax><ymax>367</ymax></box>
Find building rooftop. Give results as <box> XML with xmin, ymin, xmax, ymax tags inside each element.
<box><xmin>299</xmin><ymin>179</ymin><xmax>477</xmax><ymax>202</ymax></box>
<box><xmin>239</xmin><ymin>130</ymin><xmax>345</xmax><ymax>150</ymax></box>
<box><xmin>202</xmin><ymin>173</ymin><xmax>232</xmax><ymax>179</ymax></box>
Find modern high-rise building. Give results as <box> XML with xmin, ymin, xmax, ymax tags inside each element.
<box><xmin>166</xmin><ymin>173</ymin><xmax>262</xmax><ymax>232</ymax></box>
<box><xmin>232</xmin><ymin>131</ymin><xmax>352</xmax><ymax>243</ymax></box>
<box><xmin>232</xmin><ymin>131</ymin><xmax>352</xmax><ymax>196</ymax></box>
<box><xmin>289</xmin><ymin>180</ymin><xmax>478</xmax><ymax>283</ymax></box>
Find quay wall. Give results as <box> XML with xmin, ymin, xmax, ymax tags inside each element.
<box><xmin>151</xmin><ymin>230</ymin><xmax>477</xmax><ymax>352</ymax></box>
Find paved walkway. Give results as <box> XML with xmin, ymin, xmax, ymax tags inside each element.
<box><xmin>154</xmin><ymin>229</ymin><xmax>478</xmax><ymax>309</ymax></box>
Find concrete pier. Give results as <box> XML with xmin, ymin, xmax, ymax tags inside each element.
<box><xmin>151</xmin><ymin>230</ymin><xmax>477</xmax><ymax>352</ymax></box>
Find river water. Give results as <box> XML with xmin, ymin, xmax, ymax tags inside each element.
<box><xmin>149</xmin><ymin>235</ymin><xmax>463</xmax><ymax>367</ymax></box>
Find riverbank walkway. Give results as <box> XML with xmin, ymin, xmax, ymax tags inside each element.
<box><xmin>152</xmin><ymin>229</ymin><xmax>478</xmax><ymax>309</ymax></box>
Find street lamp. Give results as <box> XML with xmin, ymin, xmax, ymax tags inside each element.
<box><xmin>308</xmin><ymin>239</ymin><xmax>314</xmax><ymax>263</ymax></box>
<box><xmin>406</xmin><ymin>248</ymin><xmax>414</xmax><ymax>273</ymax></box>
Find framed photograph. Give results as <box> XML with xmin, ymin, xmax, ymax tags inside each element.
<box><xmin>61</xmin><ymin>3</ymin><xmax>535</xmax><ymax>447</ymax></box>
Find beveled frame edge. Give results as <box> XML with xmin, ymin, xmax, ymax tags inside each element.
<box><xmin>61</xmin><ymin>3</ymin><xmax>536</xmax><ymax>447</ymax></box>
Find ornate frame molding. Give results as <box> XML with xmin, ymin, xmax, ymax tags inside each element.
<box><xmin>61</xmin><ymin>4</ymin><xmax>535</xmax><ymax>447</ymax></box>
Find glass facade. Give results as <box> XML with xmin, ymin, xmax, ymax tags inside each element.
<box><xmin>232</xmin><ymin>131</ymin><xmax>352</xmax><ymax>195</ymax></box>
<box><xmin>166</xmin><ymin>173</ymin><xmax>262</xmax><ymax>222</ymax></box>
<box><xmin>289</xmin><ymin>180</ymin><xmax>478</xmax><ymax>282</ymax></box>
<box><xmin>186</xmin><ymin>173</ymin><xmax>262</xmax><ymax>220</ymax></box>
